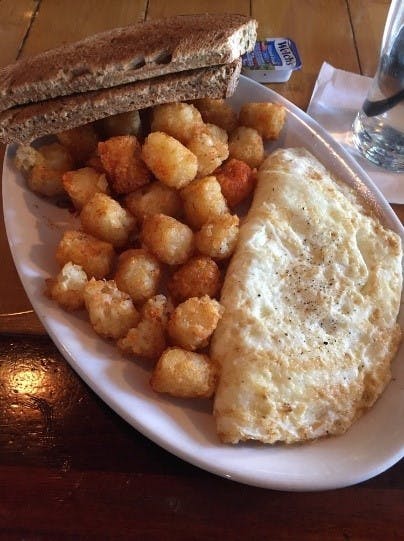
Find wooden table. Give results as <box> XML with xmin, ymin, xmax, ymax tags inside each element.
<box><xmin>0</xmin><ymin>1</ymin><xmax>403</xmax><ymax>539</ymax></box>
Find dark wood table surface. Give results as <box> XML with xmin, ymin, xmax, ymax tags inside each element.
<box><xmin>0</xmin><ymin>1</ymin><xmax>403</xmax><ymax>539</ymax></box>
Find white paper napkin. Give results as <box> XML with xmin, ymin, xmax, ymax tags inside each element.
<box><xmin>307</xmin><ymin>62</ymin><xmax>404</xmax><ymax>203</ymax></box>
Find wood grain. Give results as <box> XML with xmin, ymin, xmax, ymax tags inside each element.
<box><xmin>392</xmin><ymin>204</ymin><xmax>404</xmax><ymax>223</ymax></box>
<box><xmin>348</xmin><ymin>0</ymin><xmax>390</xmax><ymax>76</ymax></box>
<box><xmin>146</xmin><ymin>0</ymin><xmax>250</xmax><ymax>18</ymax></box>
<box><xmin>0</xmin><ymin>0</ymin><xmax>38</xmax><ymax>66</ymax></box>
<box><xmin>0</xmin><ymin>311</ymin><xmax>44</xmax><ymax>334</ymax></box>
<box><xmin>0</xmin><ymin>466</ymin><xmax>403</xmax><ymax>540</ymax></box>
<box><xmin>20</xmin><ymin>0</ymin><xmax>147</xmax><ymax>57</ymax></box>
<box><xmin>252</xmin><ymin>0</ymin><xmax>360</xmax><ymax>110</ymax></box>
<box><xmin>0</xmin><ymin>333</ymin><xmax>402</xmax><ymax>540</ymax></box>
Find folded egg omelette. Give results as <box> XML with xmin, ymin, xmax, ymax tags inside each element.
<box><xmin>211</xmin><ymin>148</ymin><xmax>402</xmax><ymax>444</ymax></box>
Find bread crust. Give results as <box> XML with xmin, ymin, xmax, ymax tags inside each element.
<box><xmin>0</xmin><ymin>14</ymin><xmax>256</xmax><ymax>112</ymax></box>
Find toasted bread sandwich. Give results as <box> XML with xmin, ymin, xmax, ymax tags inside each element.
<box><xmin>0</xmin><ymin>14</ymin><xmax>257</xmax><ymax>144</ymax></box>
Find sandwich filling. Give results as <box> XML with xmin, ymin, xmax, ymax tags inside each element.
<box><xmin>211</xmin><ymin>148</ymin><xmax>402</xmax><ymax>444</ymax></box>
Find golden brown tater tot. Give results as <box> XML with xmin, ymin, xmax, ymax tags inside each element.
<box><xmin>228</xmin><ymin>126</ymin><xmax>265</xmax><ymax>168</ymax></box>
<box><xmin>83</xmin><ymin>278</ymin><xmax>140</xmax><ymax>339</ymax></box>
<box><xmin>142</xmin><ymin>214</ymin><xmax>194</xmax><ymax>265</ymax></box>
<box><xmin>214</xmin><ymin>158</ymin><xmax>256</xmax><ymax>208</ymax></box>
<box><xmin>239</xmin><ymin>102</ymin><xmax>286</xmax><ymax>140</ymax></box>
<box><xmin>150</xmin><ymin>347</ymin><xmax>217</xmax><ymax>398</ymax></box>
<box><xmin>168</xmin><ymin>256</ymin><xmax>221</xmax><ymax>302</ymax></box>
<box><xmin>195</xmin><ymin>214</ymin><xmax>240</xmax><ymax>260</ymax></box>
<box><xmin>192</xmin><ymin>98</ymin><xmax>238</xmax><ymax>134</ymax></box>
<box><xmin>62</xmin><ymin>167</ymin><xmax>109</xmax><ymax>209</ymax></box>
<box><xmin>124</xmin><ymin>181</ymin><xmax>182</xmax><ymax>222</ymax></box>
<box><xmin>80</xmin><ymin>192</ymin><xmax>136</xmax><ymax>248</ymax></box>
<box><xmin>180</xmin><ymin>176</ymin><xmax>228</xmax><ymax>229</ymax></box>
<box><xmin>151</xmin><ymin>102</ymin><xmax>203</xmax><ymax>144</ymax></box>
<box><xmin>167</xmin><ymin>295</ymin><xmax>224</xmax><ymax>351</ymax></box>
<box><xmin>98</xmin><ymin>135</ymin><xmax>151</xmax><ymax>194</ymax></box>
<box><xmin>141</xmin><ymin>132</ymin><xmax>197</xmax><ymax>189</ymax></box>
<box><xmin>118</xmin><ymin>295</ymin><xmax>170</xmax><ymax>360</ymax></box>
<box><xmin>56</xmin><ymin>230</ymin><xmax>116</xmax><ymax>280</ymax></box>
<box><xmin>187</xmin><ymin>123</ymin><xmax>229</xmax><ymax>177</ymax></box>
<box><xmin>115</xmin><ymin>248</ymin><xmax>161</xmax><ymax>304</ymax></box>
<box><xmin>45</xmin><ymin>262</ymin><xmax>88</xmax><ymax>311</ymax></box>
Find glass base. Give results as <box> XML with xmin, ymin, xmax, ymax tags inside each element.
<box><xmin>352</xmin><ymin>112</ymin><xmax>404</xmax><ymax>173</ymax></box>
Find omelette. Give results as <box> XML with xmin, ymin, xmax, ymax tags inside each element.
<box><xmin>211</xmin><ymin>148</ymin><xmax>402</xmax><ymax>444</ymax></box>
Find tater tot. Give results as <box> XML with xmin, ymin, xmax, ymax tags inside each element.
<box><xmin>167</xmin><ymin>295</ymin><xmax>224</xmax><ymax>351</ymax></box>
<box><xmin>98</xmin><ymin>135</ymin><xmax>151</xmax><ymax>194</ymax></box>
<box><xmin>141</xmin><ymin>132</ymin><xmax>197</xmax><ymax>189</ymax></box>
<box><xmin>124</xmin><ymin>181</ymin><xmax>182</xmax><ymax>222</ymax></box>
<box><xmin>195</xmin><ymin>214</ymin><xmax>239</xmax><ymax>260</ymax></box>
<box><xmin>80</xmin><ymin>192</ymin><xmax>136</xmax><ymax>248</ymax></box>
<box><xmin>206</xmin><ymin>123</ymin><xmax>229</xmax><ymax>146</ymax></box>
<box><xmin>45</xmin><ymin>262</ymin><xmax>88</xmax><ymax>311</ymax></box>
<box><xmin>14</xmin><ymin>145</ymin><xmax>44</xmax><ymax>176</ymax></box>
<box><xmin>118</xmin><ymin>295</ymin><xmax>171</xmax><ymax>359</ymax></box>
<box><xmin>142</xmin><ymin>214</ymin><xmax>194</xmax><ymax>265</ymax></box>
<box><xmin>180</xmin><ymin>176</ymin><xmax>228</xmax><ymax>230</ymax></box>
<box><xmin>83</xmin><ymin>278</ymin><xmax>140</xmax><ymax>339</ymax></box>
<box><xmin>141</xmin><ymin>294</ymin><xmax>173</xmax><ymax>324</ymax></box>
<box><xmin>193</xmin><ymin>98</ymin><xmax>238</xmax><ymax>134</ymax></box>
<box><xmin>187</xmin><ymin>124</ymin><xmax>229</xmax><ymax>177</ymax></box>
<box><xmin>98</xmin><ymin>110</ymin><xmax>142</xmax><ymax>138</ymax></box>
<box><xmin>114</xmin><ymin>248</ymin><xmax>161</xmax><ymax>304</ymax></box>
<box><xmin>150</xmin><ymin>347</ymin><xmax>217</xmax><ymax>398</ymax></box>
<box><xmin>151</xmin><ymin>102</ymin><xmax>203</xmax><ymax>144</ymax></box>
<box><xmin>118</xmin><ymin>317</ymin><xmax>166</xmax><ymax>360</ymax></box>
<box><xmin>62</xmin><ymin>167</ymin><xmax>109</xmax><ymax>209</ymax></box>
<box><xmin>15</xmin><ymin>145</ymin><xmax>61</xmax><ymax>197</ymax></box>
<box><xmin>228</xmin><ymin>126</ymin><xmax>265</xmax><ymax>168</ymax></box>
<box><xmin>56</xmin><ymin>124</ymin><xmax>98</xmax><ymax>164</ymax></box>
<box><xmin>39</xmin><ymin>142</ymin><xmax>75</xmax><ymax>172</ymax></box>
<box><xmin>56</xmin><ymin>230</ymin><xmax>115</xmax><ymax>279</ymax></box>
<box><xmin>168</xmin><ymin>256</ymin><xmax>221</xmax><ymax>302</ymax></box>
<box><xmin>26</xmin><ymin>143</ymin><xmax>74</xmax><ymax>197</ymax></box>
<box><xmin>239</xmin><ymin>102</ymin><xmax>286</xmax><ymax>140</ymax></box>
<box><xmin>214</xmin><ymin>158</ymin><xmax>256</xmax><ymax>208</ymax></box>
<box><xmin>28</xmin><ymin>164</ymin><xmax>67</xmax><ymax>197</ymax></box>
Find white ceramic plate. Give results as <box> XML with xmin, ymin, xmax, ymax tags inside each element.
<box><xmin>3</xmin><ymin>76</ymin><xmax>404</xmax><ymax>491</ymax></box>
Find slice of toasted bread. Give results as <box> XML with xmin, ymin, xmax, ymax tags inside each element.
<box><xmin>0</xmin><ymin>60</ymin><xmax>241</xmax><ymax>144</ymax></box>
<box><xmin>0</xmin><ymin>14</ymin><xmax>256</xmax><ymax>112</ymax></box>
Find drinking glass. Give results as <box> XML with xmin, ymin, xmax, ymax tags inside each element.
<box><xmin>352</xmin><ymin>0</ymin><xmax>404</xmax><ymax>172</ymax></box>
